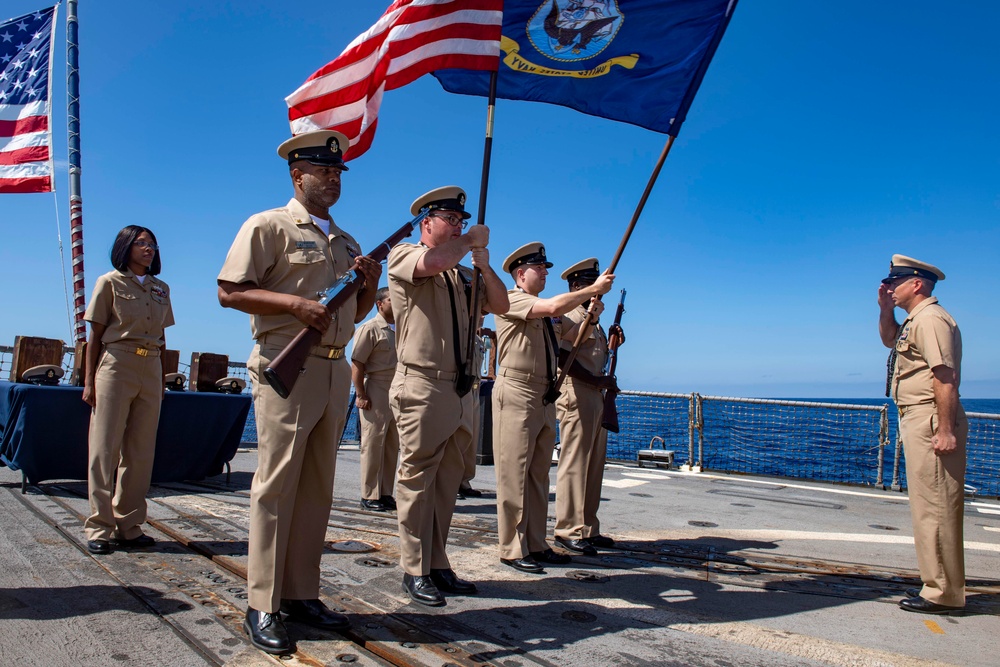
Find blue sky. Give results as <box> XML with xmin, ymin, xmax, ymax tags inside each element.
<box><xmin>2</xmin><ymin>1</ymin><xmax>998</xmax><ymax>398</ymax></box>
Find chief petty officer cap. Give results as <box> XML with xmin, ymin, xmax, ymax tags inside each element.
<box><xmin>881</xmin><ymin>254</ymin><xmax>945</xmax><ymax>284</ymax></box>
<box><xmin>216</xmin><ymin>376</ymin><xmax>247</xmax><ymax>394</ymax></box>
<box><xmin>503</xmin><ymin>242</ymin><xmax>554</xmax><ymax>274</ymax></box>
<box><xmin>410</xmin><ymin>185</ymin><xmax>472</xmax><ymax>219</ymax></box>
<box><xmin>277</xmin><ymin>129</ymin><xmax>350</xmax><ymax>171</ymax></box>
<box><xmin>561</xmin><ymin>257</ymin><xmax>601</xmax><ymax>283</ymax></box>
<box><xmin>22</xmin><ymin>364</ymin><xmax>64</xmax><ymax>386</ymax></box>
<box><xmin>164</xmin><ymin>372</ymin><xmax>186</xmax><ymax>391</ymax></box>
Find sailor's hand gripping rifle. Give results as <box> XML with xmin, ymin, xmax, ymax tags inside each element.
<box><xmin>263</xmin><ymin>211</ymin><xmax>428</xmax><ymax>399</ymax></box>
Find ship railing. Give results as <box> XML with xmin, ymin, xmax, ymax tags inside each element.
<box><xmin>608</xmin><ymin>391</ymin><xmax>1000</xmax><ymax>498</ymax></box>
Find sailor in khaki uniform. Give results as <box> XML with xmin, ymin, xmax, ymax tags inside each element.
<box><xmin>218</xmin><ymin>130</ymin><xmax>381</xmax><ymax>654</ymax></box>
<box><xmin>352</xmin><ymin>286</ymin><xmax>399</xmax><ymax>512</ymax></box>
<box><xmin>494</xmin><ymin>243</ymin><xmax>614</xmax><ymax>574</ymax></box>
<box><xmin>878</xmin><ymin>254</ymin><xmax>967</xmax><ymax>615</ymax></box>
<box><xmin>83</xmin><ymin>225</ymin><xmax>173</xmax><ymax>556</ymax></box>
<box><xmin>554</xmin><ymin>258</ymin><xmax>624</xmax><ymax>556</ymax></box>
<box><xmin>388</xmin><ymin>186</ymin><xmax>509</xmax><ymax>606</ymax></box>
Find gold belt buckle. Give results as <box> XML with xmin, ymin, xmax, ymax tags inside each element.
<box><xmin>327</xmin><ymin>347</ymin><xmax>343</xmax><ymax>360</ymax></box>
<box><xmin>136</xmin><ymin>347</ymin><xmax>148</xmax><ymax>357</ymax></box>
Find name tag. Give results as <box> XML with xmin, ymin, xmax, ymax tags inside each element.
<box><xmin>296</xmin><ymin>241</ymin><xmax>319</xmax><ymax>250</ymax></box>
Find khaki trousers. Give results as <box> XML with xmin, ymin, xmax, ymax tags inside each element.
<box><xmin>899</xmin><ymin>402</ymin><xmax>968</xmax><ymax>607</ymax></box>
<box><xmin>247</xmin><ymin>343</ymin><xmax>350</xmax><ymax>612</ymax></box>
<box><xmin>390</xmin><ymin>369</ymin><xmax>473</xmax><ymax>575</ymax></box>
<box><xmin>359</xmin><ymin>374</ymin><xmax>399</xmax><ymax>500</ymax></box>
<box><xmin>493</xmin><ymin>376</ymin><xmax>557</xmax><ymax>559</ymax></box>
<box><xmin>555</xmin><ymin>379</ymin><xmax>608</xmax><ymax>541</ymax></box>
<box><xmin>85</xmin><ymin>347</ymin><xmax>162</xmax><ymax>541</ymax></box>
<box><xmin>461</xmin><ymin>385</ymin><xmax>480</xmax><ymax>486</ymax></box>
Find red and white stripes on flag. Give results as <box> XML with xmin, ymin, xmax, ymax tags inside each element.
<box><xmin>0</xmin><ymin>6</ymin><xmax>58</xmax><ymax>193</ymax></box>
<box><xmin>286</xmin><ymin>0</ymin><xmax>501</xmax><ymax>160</ymax></box>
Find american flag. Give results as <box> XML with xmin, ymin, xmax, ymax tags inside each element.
<box><xmin>286</xmin><ymin>0</ymin><xmax>501</xmax><ymax>161</ymax></box>
<box><xmin>0</xmin><ymin>6</ymin><xmax>57</xmax><ymax>194</ymax></box>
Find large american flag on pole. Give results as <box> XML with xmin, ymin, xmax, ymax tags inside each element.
<box><xmin>0</xmin><ymin>6</ymin><xmax>57</xmax><ymax>194</ymax></box>
<box><xmin>286</xmin><ymin>0</ymin><xmax>501</xmax><ymax>161</ymax></box>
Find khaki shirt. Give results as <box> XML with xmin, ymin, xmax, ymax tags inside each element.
<box><xmin>495</xmin><ymin>289</ymin><xmax>557</xmax><ymax>380</ymax></box>
<box><xmin>217</xmin><ymin>198</ymin><xmax>361</xmax><ymax>347</ymax></box>
<box><xmin>556</xmin><ymin>304</ymin><xmax>609</xmax><ymax>376</ymax></box>
<box><xmin>84</xmin><ymin>269</ymin><xmax>174</xmax><ymax>348</ymax></box>
<box><xmin>387</xmin><ymin>243</ymin><xmax>478</xmax><ymax>373</ymax></box>
<box><xmin>892</xmin><ymin>296</ymin><xmax>962</xmax><ymax>406</ymax></box>
<box><xmin>351</xmin><ymin>312</ymin><xmax>397</xmax><ymax>378</ymax></box>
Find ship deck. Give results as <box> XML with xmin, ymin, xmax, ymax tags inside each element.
<box><xmin>1</xmin><ymin>448</ymin><xmax>998</xmax><ymax>667</ymax></box>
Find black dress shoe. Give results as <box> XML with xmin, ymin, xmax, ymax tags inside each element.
<box><xmin>555</xmin><ymin>536</ymin><xmax>597</xmax><ymax>556</ymax></box>
<box><xmin>430</xmin><ymin>568</ymin><xmax>478</xmax><ymax>595</ymax></box>
<box><xmin>530</xmin><ymin>548</ymin><xmax>572</xmax><ymax>565</ymax></box>
<box><xmin>360</xmin><ymin>498</ymin><xmax>389</xmax><ymax>511</ymax></box>
<box><xmin>244</xmin><ymin>608</ymin><xmax>290</xmax><ymax>654</ymax></box>
<box><xmin>87</xmin><ymin>539</ymin><xmax>112</xmax><ymax>555</ymax></box>
<box><xmin>111</xmin><ymin>534</ymin><xmax>155</xmax><ymax>548</ymax></box>
<box><xmin>458</xmin><ymin>485</ymin><xmax>482</xmax><ymax>498</ymax></box>
<box><xmin>500</xmin><ymin>556</ymin><xmax>545</xmax><ymax>574</ymax></box>
<box><xmin>905</xmin><ymin>587</ymin><xmax>921</xmax><ymax>599</ymax></box>
<box><xmin>379</xmin><ymin>495</ymin><xmax>397</xmax><ymax>510</ymax></box>
<box><xmin>280</xmin><ymin>598</ymin><xmax>350</xmax><ymax>631</ymax></box>
<box><xmin>898</xmin><ymin>596</ymin><xmax>964</xmax><ymax>615</ymax></box>
<box><xmin>586</xmin><ymin>534</ymin><xmax>615</xmax><ymax>548</ymax></box>
<box><xmin>402</xmin><ymin>573</ymin><xmax>445</xmax><ymax>606</ymax></box>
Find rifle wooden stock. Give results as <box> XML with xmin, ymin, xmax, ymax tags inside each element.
<box><xmin>600</xmin><ymin>290</ymin><xmax>626</xmax><ymax>432</ymax></box>
<box><xmin>602</xmin><ymin>387</ymin><xmax>621</xmax><ymax>433</ymax></box>
<box><xmin>263</xmin><ymin>211</ymin><xmax>427</xmax><ymax>399</ymax></box>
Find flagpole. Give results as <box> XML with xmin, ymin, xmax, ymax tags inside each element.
<box><xmin>463</xmin><ymin>69</ymin><xmax>498</xmax><ymax>380</ymax></box>
<box><xmin>551</xmin><ymin>134</ymin><xmax>676</xmax><ymax>396</ymax></box>
<box><xmin>67</xmin><ymin>0</ymin><xmax>86</xmax><ymax>343</ymax></box>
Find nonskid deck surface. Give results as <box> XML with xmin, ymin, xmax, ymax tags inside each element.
<box><xmin>1</xmin><ymin>450</ymin><xmax>998</xmax><ymax>667</ymax></box>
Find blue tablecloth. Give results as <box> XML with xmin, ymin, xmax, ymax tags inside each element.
<box><xmin>0</xmin><ymin>382</ymin><xmax>251</xmax><ymax>485</ymax></box>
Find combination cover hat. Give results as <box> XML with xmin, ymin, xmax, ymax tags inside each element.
<box><xmin>561</xmin><ymin>257</ymin><xmax>600</xmax><ymax>283</ymax></box>
<box><xmin>881</xmin><ymin>254</ymin><xmax>945</xmax><ymax>284</ymax></box>
<box><xmin>503</xmin><ymin>242</ymin><xmax>554</xmax><ymax>274</ymax></box>
<box><xmin>216</xmin><ymin>376</ymin><xmax>247</xmax><ymax>394</ymax></box>
<box><xmin>21</xmin><ymin>364</ymin><xmax>63</xmax><ymax>386</ymax></box>
<box><xmin>410</xmin><ymin>186</ymin><xmax>471</xmax><ymax>219</ymax></box>
<box><xmin>277</xmin><ymin>130</ymin><xmax>350</xmax><ymax>170</ymax></box>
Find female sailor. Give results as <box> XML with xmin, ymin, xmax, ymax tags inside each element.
<box><xmin>81</xmin><ymin>225</ymin><xmax>174</xmax><ymax>555</ymax></box>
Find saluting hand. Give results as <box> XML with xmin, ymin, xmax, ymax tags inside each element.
<box><xmin>877</xmin><ymin>283</ymin><xmax>894</xmax><ymax>311</ymax></box>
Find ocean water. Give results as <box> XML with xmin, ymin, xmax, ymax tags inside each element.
<box><xmin>241</xmin><ymin>394</ymin><xmax>1000</xmax><ymax>496</ymax></box>
<box><xmin>606</xmin><ymin>395</ymin><xmax>1000</xmax><ymax>497</ymax></box>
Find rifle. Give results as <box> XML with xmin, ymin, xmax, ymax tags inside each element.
<box><xmin>601</xmin><ymin>289</ymin><xmax>627</xmax><ymax>433</ymax></box>
<box><xmin>263</xmin><ymin>210</ymin><xmax>428</xmax><ymax>399</ymax></box>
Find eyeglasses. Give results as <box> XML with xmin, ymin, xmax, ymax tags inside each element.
<box><xmin>432</xmin><ymin>212</ymin><xmax>468</xmax><ymax>229</ymax></box>
<box><xmin>133</xmin><ymin>240</ymin><xmax>159</xmax><ymax>250</ymax></box>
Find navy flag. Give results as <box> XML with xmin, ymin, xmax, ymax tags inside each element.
<box><xmin>433</xmin><ymin>0</ymin><xmax>737</xmax><ymax>136</ymax></box>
